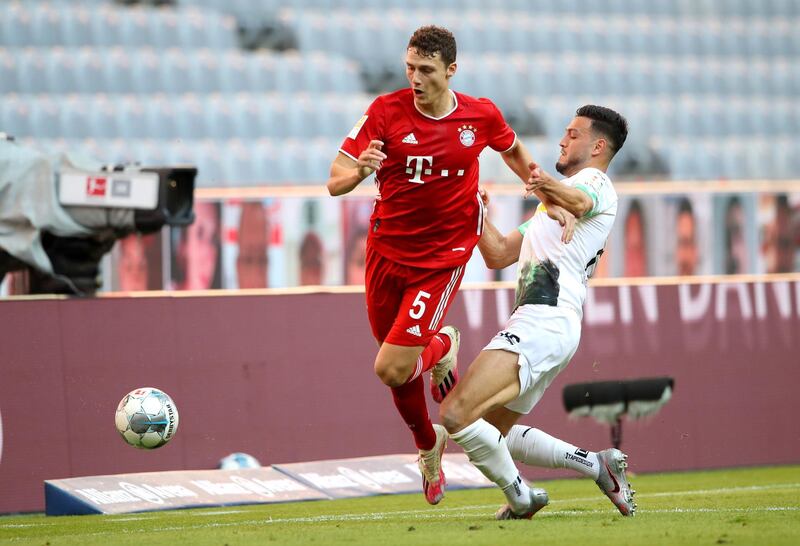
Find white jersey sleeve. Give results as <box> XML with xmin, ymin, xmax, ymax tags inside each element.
<box><xmin>571</xmin><ymin>168</ymin><xmax>616</xmax><ymax>218</ymax></box>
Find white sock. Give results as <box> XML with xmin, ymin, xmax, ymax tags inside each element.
<box><xmin>451</xmin><ymin>419</ymin><xmax>531</xmax><ymax>514</ymax></box>
<box><xmin>506</xmin><ymin>425</ymin><xmax>600</xmax><ymax>480</ymax></box>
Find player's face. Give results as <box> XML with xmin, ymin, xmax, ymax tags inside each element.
<box><xmin>624</xmin><ymin>210</ymin><xmax>647</xmax><ymax>277</ymax></box>
<box><xmin>676</xmin><ymin>211</ymin><xmax>698</xmax><ymax>275</ymax></box>
<box><xmin>556</xmin><ymin>116</ymin><xmax>600</xmax><ymax>176</ymax></box>
<box><xmin>405</xmin><ymin>48</ymin><xmax>455</xmax><ymax>113</ymax></box>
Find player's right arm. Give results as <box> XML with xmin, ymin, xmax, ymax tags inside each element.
<box><xmin>478</xmin><ymin>217</ymin><xmax>523</xmax><ymax>270</ymax></box>
<box><xmin>326</xmin><ymin>140</ymin><xmax>386</xmax><ymax>196</ymax></box>
<box><xmin>476</xmin><ymin>188</ymin><xmax>523</xmax><ymax>269</ymax></box>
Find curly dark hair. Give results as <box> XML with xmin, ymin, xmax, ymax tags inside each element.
<box><xmin>407</xmin><ymin>25</ymin><xmax>457</xmax><ymax>67</ymax></box>
<box><xmin>576</xmin><ymin>105</ymin><xmax>628</xmax><ymax>156</ymax></box>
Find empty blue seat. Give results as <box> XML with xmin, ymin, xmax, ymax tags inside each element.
<box><xmin>254</xmin><ymin>95</ymin><xmax>286</xmax><ymax>139</ymax></box>
<box><xmin>30</xmin><ymin>4</ymin><xmax>66</xmax><ymax>47</ymax></box>
<box><xmin>0</xmin><ymin>97</ymin><xmax>31</xmax><ymax>137</ymax></box>
<box><xmin>60</xmin><ymin>6</ymin><xmax>94</xmax><ymax>47</ymax></box>
<box><xmin>159</xmin><ymin>49</ymin><xmax>199</xmax><ymax>94</ymax></box>
<box><xmin>0</xmin><ymin>51</ymin><xmax>19</xmax><ymax>93</ymax></box>
<box><xmin>172</xmin><ymin>95</ymin><xmax>206</xmax><ymax>139</ymax></box>
<box><xmin>44</xmin><ymin>48</ymin><xmax>81</xmax><ymax>94</ymax></box>
<box><xmin>207</xmin><ymin>140</ymin><xmax>233</xmax><ymax>185</ymax></box>
<box><xmin>28</xmin><ymin>97</ymin><xmax>61</xmax><ymax>138</ymax></box>
<box><xmin>306</xmin><ymin>138</ymin><xmax>335</xmax><ymax>184</ymax></box>
<box><xmin>0</xmin><ymin>4</ymin><xmax>34</xmax><ymax>47</ymax></box>
<box><xmin>217</xmin><ymin>51</ymin><xmax>249</xmax><ymax>93</ymax></box>
<box><xmin>141</xmin><ymin>98</ymin><xmax>180</xmax><ymax>139</ymax></box>
<box><xmin>114</xmin><ymin>96</ymin><xmax>148</xmax><ymax>139</ymax></box>
<box><xmin>248</xmin><ymin>139</ymin><xmax>281</xmax><ymax>185</ymax></box>
<box><xmin>128</xmin><ymin>48</ymin><xmax>164</xmax><ymax>94</ymax></box>
<box><xmin>717</xmin><ymin>139</ymin><xmax>745</xmax><ymax>180</ymax></box>
<box><xmin>202</xmin><ymin>95</ymin><xmax>237</xmax><ymax>139</ymax></box>
<box><xmin>773</xmin><ymin>139</ymin><xmax>794</xmax><ymax>179</ymax></box>
<box><xmin>15</xmin><ymin>49</ymin><xmax>48</xmax><ymax>93</ymax></box>
<box><xmin>100</xmin><ymin>48</ymin><xmax>136</xmax><ymax>94</ymax></box>
<box><xmin>58</xmin><ymin>96</ymin><xmax>93</xmax><ymax>138</ymax></box>
<box><xmin>86</xmin><ymin>8</ymin><xmax>124</xmax><ymax>48</ymax></box>
<box><xmin>61</xmin><ymin>97</ymin><xmax>99</xmax><ymax>139</ymax></box>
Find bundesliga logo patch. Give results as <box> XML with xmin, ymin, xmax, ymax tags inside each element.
<box><xmin>458</xmin><ymin>125</ymin><xmax>476</xmax><ymax>147</ymax></box>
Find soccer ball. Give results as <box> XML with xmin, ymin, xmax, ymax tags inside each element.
<box><xmin>218</xmin><ymin>452</ymin><xmax>261</xmax><ymax>470</ymax></box>
<box><xmin>115</xmin><ymin>387</ymin><xmax>179</xmax><ymax>449</ymax></box>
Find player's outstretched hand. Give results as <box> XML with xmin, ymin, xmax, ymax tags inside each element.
<box><xmin>525</xmin><ymin>162</ymin><xmax>557</xmax><ymax>199</ymax></box>
<box><xmin>357</xmin><ymin>140</ymin><xmax>386</xmax><ymax>180</ymax></box>
<box><xmin>546</xmin><ymin>205</ymin><xmax>576</xmax><ymax>244</ymax></box>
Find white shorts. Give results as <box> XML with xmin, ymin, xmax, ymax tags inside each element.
<box><xmin>483</xmin><ymin>304</ymin><xmax>581</xmax><ymax>415</ymax></box>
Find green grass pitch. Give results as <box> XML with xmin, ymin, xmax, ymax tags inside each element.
<box><xmin>1</xmin><ymin>465</ymin><xmax>798</xmax><ymax>545</ymax></box>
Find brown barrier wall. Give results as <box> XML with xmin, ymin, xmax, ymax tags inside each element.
<box><xmin>1</xmin><ymin>279</ymin><xmax>799</xmax><ymax>513</ymax></box>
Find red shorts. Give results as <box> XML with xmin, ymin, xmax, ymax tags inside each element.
<box><xmin>365</xmin><ymin>245</ymin><xmax>466</xmax><ymax>347</ymax></box>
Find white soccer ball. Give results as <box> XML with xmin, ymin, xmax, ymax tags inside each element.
<box><xmin>218</xmin><ymin>452</ymin><xmax>261</xmax><ymax>470</ymax></box>
<box><xmin>115</xmin><ymin>387</ymin><xmax>179</xmax><ymax>449</ymax></box>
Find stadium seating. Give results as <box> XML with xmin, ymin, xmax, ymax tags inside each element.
<box><xmin>0</xmin><ymin>2</ymin><xmax>238</xmax><ymax>49</ymax></box>
<box><xmin>276</xmin><ymin>9</ymin><xmax>800</xmax><ymax>63</ymax></box>
<box><xmin>18</xmin><ymin>136</ymin><xmax>345</xmax><ymax>186</ymax></box>
<box><xmin>1</xmin><ymin>93</ymin><xmax>372</xmax><ymax>141</ymax></box>
<box><xmin>177</xmin><ymin>0</ymin><xmax>800</xmax><ymax>18</ymax></box>
<box><xmin>0</xmin><ymin>48</ymin><xmax>364</xmax><ymax>95</ymax></box>
<box><xmin>4</xmin><ymin>0</ymin><xmax>800</xmax><ymax>182</ymax></box>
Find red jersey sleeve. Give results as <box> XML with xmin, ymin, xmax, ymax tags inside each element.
<box><xmin>485</xmin><ymin>101</ymin><xmax>517</xmax><ymax>153</ymax></box>
<box><xmin>339</xmin><ymin>96</ymin><xmax>386</xmax><ymax>161</ymax></box>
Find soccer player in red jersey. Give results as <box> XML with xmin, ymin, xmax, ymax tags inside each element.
<box><xmin>326</xmin><ymin>25</ymin><xmax>542</xmax><ymax>505</ymax></box>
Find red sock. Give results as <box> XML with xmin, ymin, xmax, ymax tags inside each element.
<box><xmin>391</xmin><ymin>378</ymin><xmax>436</xmax><ymax>450</ymax></box>
<box><xmin>405</xmin><ymin>332</ymin><xmax>452</xmax><ymax>383</ymax></box>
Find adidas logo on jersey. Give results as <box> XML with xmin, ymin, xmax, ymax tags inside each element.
<box><xmin>402</xmin><ymin>133</ymin><xmax>418</xmax><ymax>144</ymax></box>
<box><xmin>406</xmin><ymin>324</ymin><xmax>422</xmax><ymax>337</ymax></box>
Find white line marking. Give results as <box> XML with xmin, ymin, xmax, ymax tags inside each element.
<box><xmin>551</xmin><ymin>482</ymin><xmax>800</xmax><ymax>505</ymax></box>
<box><xmin>189</xmin><ymin>509</ymin><xmax>250</xmax><ymax>516</ymax></box>
<box><xmin>1</xmin><ymin>482</ymin><xmax>798</xmax><ymax>538</ymax></box>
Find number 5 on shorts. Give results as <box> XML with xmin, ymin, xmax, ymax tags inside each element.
<box><xmin>409</xmin><ymin>290</ymin><xmax>431</xmax><ymax>320</ymax></box>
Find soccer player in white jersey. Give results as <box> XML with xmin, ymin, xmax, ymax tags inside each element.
<box><xmin>439</xmin><ymin>105</ymin><xmax>635</xmax><ymax>519</ymax></box>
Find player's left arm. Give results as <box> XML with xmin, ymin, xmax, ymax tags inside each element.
<box><xmin>498</xmin><ymin>142</ymin><xmax>577</xmax><ymax>240</ymax></box>
<box><xmin>499</xmin><ymin>138</ymin><xmax>534</xmax><ymax>183</ymax></box>
<box><xmin>525</xmin><ymin>163</ymin><xmax>593</xmax><ymax>218</ymax></box>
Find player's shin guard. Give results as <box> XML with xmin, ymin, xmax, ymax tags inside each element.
<box><xmin>391</xmin><ymin>378</ymin><xmax>436</xmax><ymax>450</ymax></box>
<box><xmin>451</xmin><ymin>419</ymin><xmax>531</xmax><ymax>514</ymax></box>
<box><xmin>506</xmin><ymin>425</ymin><xmax>600</xmax><ymax>479</ymax></box>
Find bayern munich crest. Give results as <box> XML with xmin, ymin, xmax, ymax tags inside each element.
<box><xmin>458</xmin><ymin>125</ymin><xmax>476</xmax><ymax>147</ymax></box>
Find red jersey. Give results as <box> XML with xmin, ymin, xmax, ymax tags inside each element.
<box><xmin>339</xmin><ymin>88</ymin><xmax>516</xmax><ymax>269</ymax></box>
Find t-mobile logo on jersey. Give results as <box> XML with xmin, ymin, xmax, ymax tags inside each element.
<box><xmin>405</xmin><ymin>156</ymin><xmax>465</xmax><ymax>184</ymax></box>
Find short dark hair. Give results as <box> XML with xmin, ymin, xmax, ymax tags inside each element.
<box><xmin>575</xmin><ymin>105</ymin><xmax>628</xmax><ymax>157</ymax></box>
<box><xmin>677</xmin><ymin>196</ymin><xmax>693</xmax><ymax>218</ymax></box>
<box><xmin>408</xmin><ymin>26</ymin><xmax>457</xmax><ymax>67</ymax></box>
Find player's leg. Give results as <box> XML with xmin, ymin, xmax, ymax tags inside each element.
<box><xmin>367</xmin><ymin>257</ymin><xmax>465</xmax><ymax>505</ymax></box>
<box><xmin>489</xmin><ymin>307</ymin><xmax>636</xmax><ymax>516</ymax></box>
<box><xmin>374</xmin><ymin>339</ymin><xmax>454</xmax><ymax>455</ymax></box>
<box><xmin>371</xmin><ymin>262</ymin><xmax>465</xmax><ymax>448</ymax></box>
<box><xmin>505</xmin><ymin>425</ymin><xmax>600</xmax><ymax>478</ymax></box>
<box><xmin>370</xmin><ymin>266</ymin><xmax>464</xmax><ymax>448</ymax></box>
<box><xmin>505</xmin><ymin>426</ymin><xmax>636</xmax><ymax>515</ymax></box>
<box><xmin>364</xmin><ymin>248</ymin><xmax>437</xmax><ymax>448</ymax></box>
<box><xmin>440</xmin><ymin>348</ymin><xmax>546</xmax><ymax>518</ymax></box>
<box><xmin>504</xmin><ymin>428</ymin><xmax>636</xmax><ymax>517</ymax></box>
<box><xmin>373</xmin><ymin>263</ymin><xmax>464</xmax><ymax>392</ymax></box>
<box><xmin>373</xmin><ymin>334</ymin><xmax>454</xmax><ymax>388</ymax></box>
<box><xmin>444</xmin><ymin>305</ymin><xmax>589</xmax><ymax>518</ymax></box>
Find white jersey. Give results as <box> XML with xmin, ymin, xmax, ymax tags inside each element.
<box><xmin>514</xmin><ymin>167</ymin><xmax>617</xmax><ymax>319</ymax></box>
